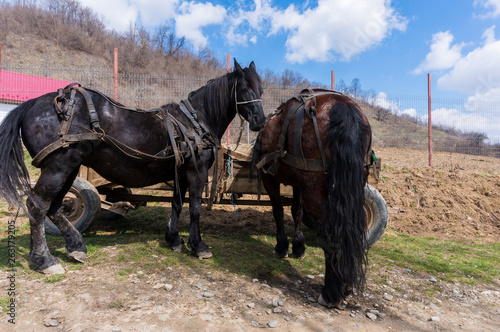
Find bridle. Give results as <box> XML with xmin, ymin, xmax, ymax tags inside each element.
<box><xmin>230</xmin><ymin>79</ymin><xmax>263</xmax><ymax>149</ymax></box>
<box><xmin>233</xmin><ymin>79</ymin><xmax>262</xmax><ymax>119</ymax></box>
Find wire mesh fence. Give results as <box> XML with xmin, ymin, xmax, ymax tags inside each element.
<box><xmin>1</xmin><ymin>64</ymin><xmax>499</xmax><ymax>171</ymax></box>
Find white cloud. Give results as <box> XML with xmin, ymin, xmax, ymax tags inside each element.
<box><xmin>79</xmin><ymin>0</ymin><xmax>179</xmax><ymax>32</ymax></box>
<box><xmin>474</xmin><ymin>0</ymin><xmax>500</xmax><ymax>18</ymax></box>
<box><xmin>437</xmin><ymin>26</ymin><xmax>500</xmax><ymax>96</ymax></box>
<box><xmin>422</xmin><ymin>107</ymin><xmax>500</xmax><ymax>143</ymax></box>
<box><xmin>78</xmin><ymin>1</ymin><xmax>406</xmax><ymax>63</ymax></box>
<box><xmin>369</xmin><ymin>92</ymin><xmax>400</xmax><ymax>113</ymax></box>
<box><xmin>413</xmin><ymin>31</ymin><xmax>464</xmax><ymax>74</ymax></box>
<box><xmin>400</xmin><ymin>108</ymin><xmax>418</xmax><ymax>118</ymax></box>
<box><xmin>174</xmin><ymin>2</ymin><xmax>227</xmax><ymax>48</ymax></box>
<box><xmin>225</xmin><ymin>0</ymin><xmax>276</xmax><ymax>46</ymax></box>
<box><xmin>269</xmin><ymin>0</ymin><xmax>407</xmax><ymax>63</ymax></box>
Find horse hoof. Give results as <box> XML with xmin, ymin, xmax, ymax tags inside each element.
<box><xmin>274</xmin><ymin>251</ymin><xmax>288</xmax><ymax>259</ymax></box>
<box><xmin>196</xmin><ymin>250</ymin><xmax>212</xmax><ymax>259</ymax></box>
<box><xmin>67</xmin><ymin>251</ymin><xmax>87</xmax><ymax>263</ymax></box>
<box><xmin>318</xmin><ymin>294</ymin><xmax>342</xmax><ymax>308</ymax></box>
<box><xmin>172</xmin><ymin>244</ymin><xmax>187</xmax><ymax>253</ymax></box>
<box><xmin>318</xmin><ymin>294</ymin><xmax>333</xmax><ymax>308</ymax></box>
<box><xmin>40</xmin><ymin>264</ymin><xmax>65</xmax><ymax>275</ymax></box>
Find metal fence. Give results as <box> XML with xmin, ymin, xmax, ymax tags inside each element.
<box><xmin>1</xmin><ymin>64</ymin><xmax>499</xmax><ymax>171</ymax></box>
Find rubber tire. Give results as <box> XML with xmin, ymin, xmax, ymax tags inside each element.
<box><xmin>364</xmin><ymin>184</ymin><xmax>388</xmax><ymax>248</ymax></box>
<box><xmin>44</xmin><ymin>177</ymin><xmax>101</xmax><ymax>236</ymax></box>
<box><xmin>301</xmin><ymin>184</ymin><xmax>388</xmax><ymax>247</ymax></box>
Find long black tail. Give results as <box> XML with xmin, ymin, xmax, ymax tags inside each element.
<box><xmin>325</xmin><ymin>101</ymin><xmax>371</xmax><ymax>292</ymax></box>
<box><xmin>0</xmin><ymin>100</ymin><xmax>36</xmax><ymax>207</ymax></box>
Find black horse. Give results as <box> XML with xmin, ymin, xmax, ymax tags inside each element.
<box><xmin>0</xmin><ymin>60</ymin><xmax>265</xmax><ymax>274</ymax></box>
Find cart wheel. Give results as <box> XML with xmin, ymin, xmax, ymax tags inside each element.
<box><xmin>301</xmin><ymin>184</ymin><xmax>388</xmax><ymax>247</ymax></box>
<box><xmin>364</xmin><ymin>184</ymin><xmax>388</xmax><ymax>248</ymax></box>
<box><xmin>44</xmin><ymin>177</ymin><xmax>101</xmax><ymax>236</ymax></box>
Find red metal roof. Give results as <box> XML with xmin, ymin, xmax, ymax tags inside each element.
<box><xmin>0</xmin><ymin>70</ymin><xmax>72</xmax><ymax>102</ymax></box>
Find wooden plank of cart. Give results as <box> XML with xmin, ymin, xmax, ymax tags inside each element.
<box><xmin>214</xmin><ymin>143</ymin><xmax>381</xmax><ymax>205</ymax></box>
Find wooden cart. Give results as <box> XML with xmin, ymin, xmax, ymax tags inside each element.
<box><xmin>45</xmin><ymin>144</ymin><xmax>388</xmax><ymax>246</ymax></box>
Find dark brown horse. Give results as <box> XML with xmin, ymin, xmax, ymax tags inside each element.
<box><xmin>254</xmin><ymin>89</ymin><xmax>372</xmax><ymax>307</ymax></box>
<box><xmin>0</xmin><ymin>60</ymin><xmax>265</xmax><ymax>274</ymax></box>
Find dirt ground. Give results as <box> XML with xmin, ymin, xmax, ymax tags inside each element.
<box><xmin>1</xmin><ymin>148</ymin><xmax>499</xmax><ymax>332</ymax></box>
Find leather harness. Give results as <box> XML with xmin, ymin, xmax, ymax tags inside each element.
<box><xmin>253</xmin><ymin>91</ymin><xmax>373</xmax><ymax>176</ymax></box>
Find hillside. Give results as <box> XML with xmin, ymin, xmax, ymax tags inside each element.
<box><xmin>1</xmin><ymin>2</ymin><xmax>499</xmax><ymax>157</ymax></box>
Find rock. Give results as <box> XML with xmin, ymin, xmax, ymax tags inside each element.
<box><xmin>366</xmin><ymin>312</ymin><xmax>377</xmax><ymax>321</ymax></box>
<box><xmin>383</xmin><ymin>293</ymin><xmax>394</xmax><ymax>301</ymax></box>
<box><xmin>44</xmin><ymin>319</ymin><xmax>59</xmax><ymax>327</ymax></box>
<box><xmin>267</xmin><ymin>320</ymin><xmax>278</xmax><ymax>328</ymax></box>
<box><xmin>305</xmin><ymin>275</ymin><xmax>315</xmax><ymax>280</ymax></box>
<box><xmin>247</xmin><ymin>303</ymin><xmax>255</xmax><ymax>309</ymax></box>
<box><xmin>130</xmin><ymin>305</ymin><xmax>142</xmax><ymax>311</ymax></box>
<box><xmin>306</xmin><ymin>296</ymin><xmax>317</xmax><ymax>303</ymax></box>
<box><xmin>429</xmin><ymin>316</ymin><xmax>441</xmax><ymax>322</ymax></box>
<box><xmin>202</xmin><ymin>292</ymin><xmax>214</xmax><ymax>298</ymax></box>
<box><xmin>153</xmin><ymin>283</ymin><xmax>164</xmax><ymax>289</ymax></box>
<box><xmin>273</xmin><ymin>307</ymin><xmax>282</xmax><ymax>313</ymax></box>
<box><xmin>429</xmin><ymin>277</ymin><xmax>437</xmax><ymax>283</ymax></box>
<box><xmin>112</xmin><ymin>328</ymin><xmax>122</xmax><ymax>332</ymax></box>
<box><xmin>164</xmin><ymin>284</ymin><xmax>173</xmax><ymax>291</ymax></box>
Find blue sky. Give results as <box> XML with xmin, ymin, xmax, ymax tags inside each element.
<box><xmin>77</xmin><ymin>0</ymin><xmax>500</xmax><ymax>141</ymax></box>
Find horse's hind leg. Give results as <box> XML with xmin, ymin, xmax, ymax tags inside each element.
<box><xmin>291</xmin><ymin>188</ymin><xmax>305</xmax><ymax>259</ymax></box>
<box><xmin>27</xmin><ymin>151</ymin><xmax>87</xmax><ymax>274</ymax></box>
<box><xmin>26</xmin><ymin>193</ymin><xmax>65</xmax><ymax>274</ymax></box>
<box><xmin>27</xmin><ymin>171</ymin><xmax>84</xmax><ymax>274</ymax></box>
<box><xmin>262</xmin><ymin>174</ymin><xmax>288</xmax><ymax>258</ymax></box>
<box><xmin>165</xmin><ymin>178</ymin><xmax>188</xmax><ymax>252</ymax></box>
<box><xmin>46</xmin><ymin>169</ymin><xmax>87</xmax><ymax>263</ymax></box>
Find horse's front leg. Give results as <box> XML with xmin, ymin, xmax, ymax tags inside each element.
<box><xmin>165</xmin><ymin>178</ymin><xmax>188</xmax><ymax>252</ymax></box>
<box><xmin>186</xmin><ymin>167</ymin><xmax>212</xmax><ymax>259</ymax></box>
<box><xmin>262</xmin><ymin>174</ymin><xmax>288</xmax><ymax>258</ymax></box>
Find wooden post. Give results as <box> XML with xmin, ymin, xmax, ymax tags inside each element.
<box><xmin>428</xmin><ymin>73</ymin><xmax>432</xmax><ymax>167</ymax></box>
<box><xmin>331</xmin><ymin>70</ymin><xmax>335</xmax><ymax>91</ymax></box>
<box><xmin>0</xmin><ymin>43</ymin><xmax>2</xmax><ymax>95</ymax></box>
<box><xmin>114</xmin><ymin>48</ymin><xmax>118</xmax><ymax>101</ymax></box>
<box><xmin>226</xmin><ymin>53</ymin><xmax>231</xmax><ymax>147</ymax></box>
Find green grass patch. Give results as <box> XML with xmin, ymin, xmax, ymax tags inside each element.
<box><xmin>44</xmin><ymin>274</ymin><xmax>65</xmax><ymax>283</ymax></box>
<box><xmin>369</xmin><ymin>231</ymin><xmax>500</xmax><ymax>284</ymax></box>
<box><xmin>1</xmin><ymin>202</ymin><xmax>498</xmax><ymax>291</ymax></box>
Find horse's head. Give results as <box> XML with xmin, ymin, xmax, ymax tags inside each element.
<box><xmin>233</xmin><ymin>60</ymin><xmax>266</xmax><ymax>131</ymax></box>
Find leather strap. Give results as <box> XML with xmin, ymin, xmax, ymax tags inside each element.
<box><xmin>32</xmin><ymin>132</ymin><xmax>104</xmax><ymax>167</ymax></box>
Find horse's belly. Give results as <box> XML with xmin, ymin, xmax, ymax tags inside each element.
<box><xmin>83</xmin><ymin>150</ymin><xmax>175</xmax><ymax>188</ymax></box>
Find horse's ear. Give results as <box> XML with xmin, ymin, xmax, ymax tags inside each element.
<box><xmin>234</xmin><ymin>59</ymin><xmax>243</xmax><ymax>73</ymax></box>
<box><xmin>249</xmin><ymin>61</ymin><xmax>256</xmax><ymax>72</ymax></box>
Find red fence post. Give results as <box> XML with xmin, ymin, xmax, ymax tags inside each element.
<box><xmin>226</xmin><ymin>53</ymin><xmax>231</xmax><ymax>146</ymax></box>
<box><xmin>331</xmin><ymin>70</ymin><xmax>335</xmax><ymax>91</ymax></box>
<box><xmin>428</xmin><ymin>73</ymin><xmax>432</xmax><ymax>167</ymax></box>
<box><xmin>114</xmin><ymin>48</ymin><xmax>118</xmax><ymax>101</ymax></box>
